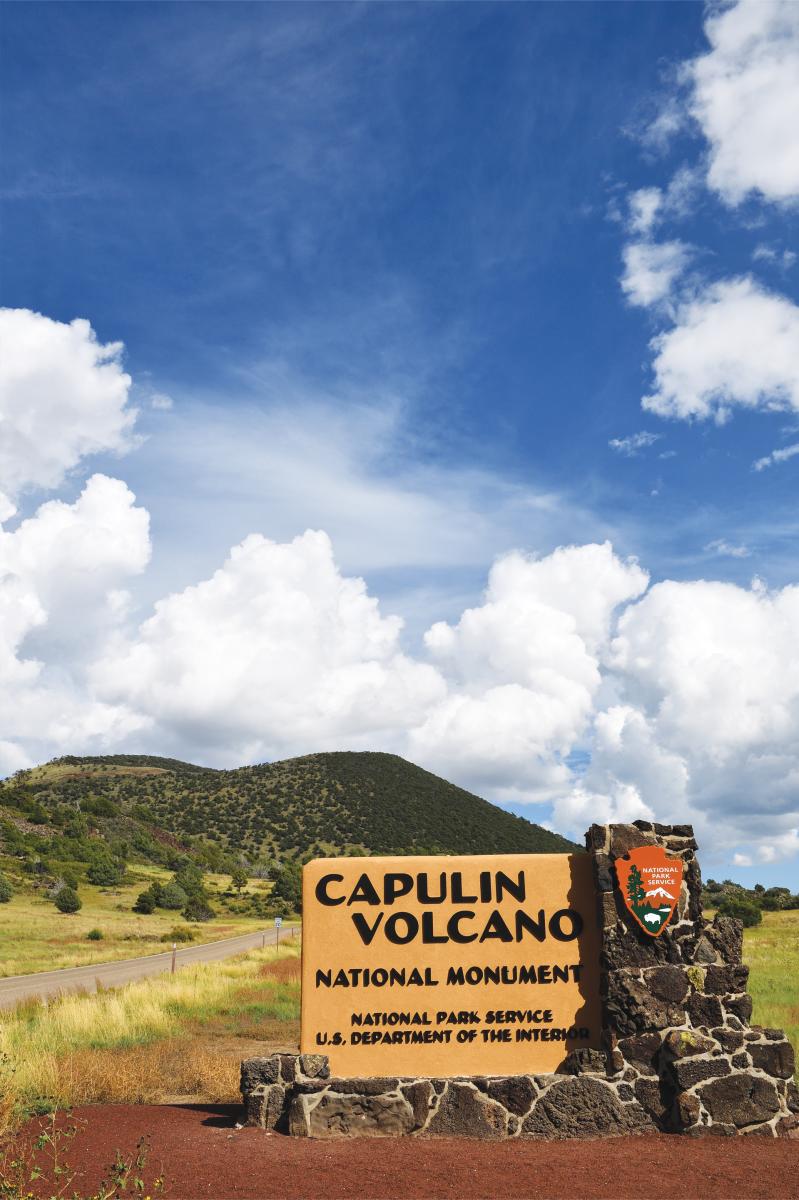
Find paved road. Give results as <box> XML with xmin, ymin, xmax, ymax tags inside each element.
<box><xmin>0</xmin><ymin>925</ymin><xmax>300</xmax><ymax>1009</ymax></box>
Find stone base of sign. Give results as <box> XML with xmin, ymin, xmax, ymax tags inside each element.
<box><xmin>241</xmin><ymin>822</ymin><xmax>799</xmax><ymax>1139</ymax></box>
<box><xmin>240</xmin><ymin>1046</ymin><xmax>797</xmax><ymax>1139</ymax></box>
<box><xmin>241</xmin><ymin>1052</ymin><xmax>656</xmax><ymax>1139</ymax></box>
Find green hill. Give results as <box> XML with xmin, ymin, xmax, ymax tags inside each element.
<box><xmin>1</xmin><ymin>751</ymin><xmax>578</xmax><ymax>863</ymax></box>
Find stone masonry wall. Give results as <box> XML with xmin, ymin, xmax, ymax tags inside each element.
<box><xmin>240</xmin><ymin>823</ymin><xmax>798</xmax><ymax>1139</ymax></box>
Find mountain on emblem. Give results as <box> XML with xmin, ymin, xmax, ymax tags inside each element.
<box><xmin>615</xmin><ymin>845</ymin><xmax>683</xmax><ymax>937</ymax></box>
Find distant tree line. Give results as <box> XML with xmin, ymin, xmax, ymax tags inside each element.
<box><xmin>703</xmin><ymin>879</ymin><xmax>799</xmax><ymax>927</ymax></box>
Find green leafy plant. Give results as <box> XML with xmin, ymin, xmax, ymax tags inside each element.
<box><xmin>86</xmin><ymin>856</ymin><xmax>123</xmax><ymax>888</ymax></box>
<box><xmin>54</xmin><ymin>887</ymin><xmax>81</xmax><ymax>915</ymax></box>
<box><xmin>182</xmin><ymin>896</ymin><xmax>214</xmax><ymax>923</ymax></box>
<box><xmin>156</xmin><ymin>882</ymin><xmax>187</xmax><ymax>911</ymax></box>
<box><xmin>718</xmin><ymin>895</ymin><xmax>763</xmax><ymax>927</ymax></box>
<box><xmin>0</xmin><ymin>1109</ymin><xmax>165</xmax><ymax>1200</ymax></box>
<box><xmin>159</xmin><ymin>926</ymin><xmax>195</xmax><ymax>943</ymax></box>
<box><xmin>133</xmin><ymin>889</ymin><xmax>156</xmax><ymax>914</ymax></box>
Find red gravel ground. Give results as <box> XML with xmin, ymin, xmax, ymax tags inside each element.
<box><xmin>10</xmin><ymin>1104</ymin><xmax>799</xmax><ymax>1200</ymax></box>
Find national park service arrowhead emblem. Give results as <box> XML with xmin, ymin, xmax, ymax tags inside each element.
<box><xmin>616</xmin><ymin>845</ymin><xmax>683</xmax><ymax>937</ymax></box>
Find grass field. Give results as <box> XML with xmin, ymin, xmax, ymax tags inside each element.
<box><xmin>0</xmin><ymin>911</ymin><xmax>795</xmax><ymax>1138</ymax></box>
<box><xmin>743</xmin><ymin>910</ymin><xmax>799</xmax><ymax>1068</ymax></box>
<box><xmin>0</xmin><ymin>864</ymin><xmax>273</xmax><ymax>977</ymax></box>
<box><xmin>0</xmin><ymin>944</ymin><xmax>301</xmax><ymax>1134</ymax></box>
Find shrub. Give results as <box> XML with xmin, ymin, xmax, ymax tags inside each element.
<box><xmin>61</xmin><ymin>869</ymin><xmax>80</xmax><ymax>891</ymax></box>
<box><xmin>158</xmin><ymin>881</ymin><xmax>188</xmax><ymax>910</ymax></box>
<box><xmin>55</xmin><ymin>886</ymin><xmax>81</xmax><ymax>914</ymax></box>
<box><xmin>160</xmin><ymin>926</ymin><xmax>196</xmax><ymax>943</ymax></box>
<box><xmin>81</xmin><ymin>795</ymin><xmax>118</xmax><ymax>818</ymax></box>
<box><xmin>173</xmin><ymin>862</ymin><xmax>205</xmax><ymax>898</ymax></box>
<box><xmin>133</xmin><ymin>888</ymin><xmax>157</xmax><ymax>914</ymax></box>
<box><xmin>86</xmin><ymin>856</ymin><xmax>124</xmax><ymax>887</ymax></box>
<box><xmin>182</xmin><ymin>896</ymin><xmax>214</xmax><ymax>922</ymax></box>
<box><xmin>0</xmin><ymin>872</ymin><xmax>13</xmax><ymax>903</ymax></box>
<box><xmin>717</xmin><ymin>895</ymin><xmax>762</xmax><ymax>927</ymax></box>
<box><xmin>86</xmin><ymin>928</ymin><xmax>104</xmax><ymax>940</ymax></box>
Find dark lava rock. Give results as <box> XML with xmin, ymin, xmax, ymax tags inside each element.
<box><xmin>698</xmin><ymin>1075</ymin><xmax>780</xmax><ymax>1128</ymax></box>
<box><xmin>671</xmin><ymin>1057</ymin><xmax>731</xmax><ymax>1089</ymax></box>
<box><xmin>522</xmin><ymin>1077</ymin><xmax>654</xmax><ymax>1140</ymax></box>
<box><xmin>749</xmin><ymin>1040</ymin><xmax>795</xmax><ymax>1079</ymax></box>
<box><xmin>703</xmin><ymin>965</ymin><xmax>749</xmax><ymax>995</ymax></box>
<box><xmin>724</xmin><ymin>993</ymin><xmax>754</xmax><ymax>1023</ymax></box>
<box><xmin>425</xmin><ymin>1082</ymin><xmax>508</xmax><ymax>1140</ymax></box>
<box><xmin>618</xmin><ymin>1032</ymin><xmax>662</xmax><ymax>1075</ymax></box>
<box><xmin>712</xmin><ymin>1027</ymin><xmax>744</xmax><ymax>1053</ymax></box>
<box><xmin>241</xmin><ymin>1056</ymin><xmax>281</xmax><ymax>1090</ymax></box>
<box><xmin>298</xmin><ymin>1054</ymin><xmax>330</xmax><ymax>1080</ymax></box>
<box><xmin>687</xmin><ymin>992</ymin><xmax>724</xmax><ymax>1028</ymax></box>
<box><xmin>485</xmin><ymin>1076</ymin><xmax>538</xmax><ymax>1116</ymax></box>
<box><xmin>400</xmin><ymin>1080</ymin><xmax>434</xmax><ymax>1129</ymax></box>
<box><xmin>704</xmin><ymin>914</ymin><xmax>743</xmax><ymax>965</ymax></box>
<box><xmin>328</xmin><ymin>1077</ymin><xmax>400</xmax><ymax>1095</ymax></box>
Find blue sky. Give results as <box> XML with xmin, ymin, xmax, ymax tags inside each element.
<box><xmin>2</xmin><ymin>1</ymin><xmax>799</xmax><ymax>885</ymax></box>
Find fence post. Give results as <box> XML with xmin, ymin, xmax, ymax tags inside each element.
<box><xmin>171</xmin><ymin>942</ymin><xmax>177</xmax><ymax>974</ymax></box>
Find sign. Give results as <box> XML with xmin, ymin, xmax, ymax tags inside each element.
<box><xmin>300</xmin><ymin>853</ymin><xmax>600</xmax><ymax>1077</ymax></box>
<box><xmin>616</xmin><ymin>845</ymin><xmax>683</xmax><ymax>937</ymax></box>
<box><xmin>274</xmin><ymin>916</ymin><xmax>283</xmax><ymax>928</ymax></box>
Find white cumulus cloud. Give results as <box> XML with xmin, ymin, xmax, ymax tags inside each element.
<box><xmin>411</xmin><ymin>544</ymin><xmax>649</xmax><ymax>795</ymax></box>
<box><xmin>689</xmin><ymin>0</ymin><xmax>799</xmax><ymax>206</ymax></box>
<box><xmin>552</xmin><ymin>578</ymin><xmax>799</xmax><ymax>863</ymax></box>
<box><xmin>621</xmin><ymin>240</ymin><xmax>691</xmax><ymax>309</ymax></box>
<box><xmin>90</xmin><ymin>529</ymin><xmax>445</xmax><ymax>763</ymax></box>
<box><xmin>0</xmin><ymin>308</ymin><xmax>137</xmax><ymax>502</ymax></box>
<box><xmin>0</xmin><ymin>475</ymin><xmax>152</xmax><ymax>761</ymax></box>
<box><xmin>642</xmin><ymin>277</ymin><xmax>799</xmax><ymax>422</ymax></box>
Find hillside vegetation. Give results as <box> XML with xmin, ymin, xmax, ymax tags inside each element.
<box><xmin>2</xmin><ymin>750</ymin><xmax>578</xmax><ymax>862</ymax></box>
<box><xmin>0</xmin><ymin>752</ymin><xmax>577</xmax><ymax>972</ymax></box>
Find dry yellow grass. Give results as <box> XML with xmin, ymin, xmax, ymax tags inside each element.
<box><xmin>0</xmin><ymin>944</ymin><xmax>300</xmax><ymax>1132</ymax></box>
<box><xmin>0</xmin><ymin>866</ymin><xmax>274</xmax><ymax>976</ymax></box>
<box><xmin>57</xmin><ymin>1041</ymin><xmax>242</xmax><ymax>1105</ymax></box>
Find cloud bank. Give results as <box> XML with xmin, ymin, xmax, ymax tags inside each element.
<box><xmin>3</xmin><ymin>303</ymin><xmax>799</xmax><ymax>870</ymax></box>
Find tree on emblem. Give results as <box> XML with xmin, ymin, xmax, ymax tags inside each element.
<box><xmin>626</xmin><ymin>864</ymin><xmax>646</xmax><ymax>911</ymax></box>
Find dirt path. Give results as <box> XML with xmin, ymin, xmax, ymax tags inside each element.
<box><xmin>10</xmin><ymin>1104</ymin><xmax>799</xmax><ymax>1200</ymax></box>
<box><xmin>0</xmin><ymin>926</ymin><xmax>299</xmax><ymax>1008</ymax></box>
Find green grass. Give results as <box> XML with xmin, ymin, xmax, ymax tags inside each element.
<box><xmin>744</xmin><ymin>909</ymin><xmax>799</xmax><ymax>1074</ymax></box>
<box><xmin>0</xmin><ymin>863</ymin><xmax>273</xmax><ymax>977</ymax></box>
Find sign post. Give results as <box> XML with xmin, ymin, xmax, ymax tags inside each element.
<box><xmin>274</xmin><ymin>914</ymin><xmax>282</xmax><ymax>950</ymax></box>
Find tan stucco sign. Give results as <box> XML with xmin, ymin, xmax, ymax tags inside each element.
<box><xmin>300</xmin><ymin>852</ymin><xmax>600</xmax><ymax>1077</ymax></box>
